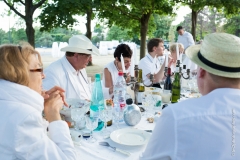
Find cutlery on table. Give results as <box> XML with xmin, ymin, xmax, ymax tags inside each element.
<box><xmin>99</xmin><ymin>142</ymin><xmax>131</xmax><ymax>156</ymax></box>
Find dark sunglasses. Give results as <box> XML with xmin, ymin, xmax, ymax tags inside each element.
<box><xmin>29</xmin><ymin>68</ymin><xmax>43</xmax><ymax>73</ymax></box>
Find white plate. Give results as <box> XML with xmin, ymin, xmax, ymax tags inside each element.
<box><xmin>110</xmin><ymin>128</ymin><xmax>151</xmax><ymax>146</ymax></box>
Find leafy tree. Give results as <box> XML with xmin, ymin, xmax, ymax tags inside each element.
<box><xmin>178</xmin><ymin>7</ymin><xmax>225</xmax><ymax>41</ymax></box>
<box><xmin>174</xmin><ymin>0</ymin><xmax>240</xmax><ymax>41</ymax></box>
<box><xmin>3</xmin><ymin>0</ymin><xmax>47</xmax><ymax>47</ymax></box>
<box><xmin>11</xmin><ymin>28</ymin><xmax>27</xmax><ymax>44</ymax></box>
<box><xmin>0</xmin><ymin>29</ymin><xmax>9</xmax><ymax>44</ymax></box>
<box><xmin>39</xmin><ymin>0</ymin><xmax>100</xmax><ymax>39</ymax></box>
<box><xmin>153</xmin><ymin>14</ymin><xmax>174</xmax><ymax>40</ymax></box>
<box><xmin>99</xmin><ymin>0</ymin><xmax>175</xmax><ymax>59</ymax></box>
<box><xmin>224</xmin><ymin>14</ymin><xmax>240</xmax><ymax>37</ymax></box>
<box><xmin>106</xmin><ymin>25</ymin><xmax>131</xmax><ymax>41</ymax></box>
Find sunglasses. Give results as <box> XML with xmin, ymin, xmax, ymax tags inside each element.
<box><xmin>29</xmin><ymin>68</ymin><xmax>43</xmax><ymax>73</ymax></box>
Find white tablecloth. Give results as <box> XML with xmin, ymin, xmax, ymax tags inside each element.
<box><xmin>70</xmin><ymin>117</ymin><xmax>156</xmax><ymax>160</ymax></box>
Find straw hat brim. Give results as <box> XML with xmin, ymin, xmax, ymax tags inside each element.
<box><xmin>186</xmin><ymin>45</ymin><xmax>240</xmax><ymax>78</ymax></box>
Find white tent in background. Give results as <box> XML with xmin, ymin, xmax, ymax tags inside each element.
<box><xmin>51</xmin><ymin>42</ymin><xmax>58</xmax><ymax>57</ymax></box>
<box><xmin>124</xmin><ymin>42</ymin><xmax>138</xmax><ymax>64</ymax></box>
<box><xmin>112</xmin><ymin>40</ymin><xmax>119</xmax><ymax>50</ymax></box>
<box><xmin>58</xmin><ymin>42</ymin><xmax>68</xmax><ymax>57</ymax></box>
<box><xmin>99</xmin><ymin>41</ymin><xmax>109</xmax><ymax>55</ymax></box>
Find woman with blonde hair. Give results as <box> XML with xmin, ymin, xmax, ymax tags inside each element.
<box><xmin>168</xmin><ymin>43</ymin><xmax>184</xmax><ymax>70</ymax></box>
<box><xmin>0</xmin><ymin>44</ymin><xmax>76</xmax><ymax>159</ymax></box>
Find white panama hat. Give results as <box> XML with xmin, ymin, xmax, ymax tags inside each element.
<box><xmin>186</xmin><ymin>33</ymin><xmax>240</xmax><ymax>78</ymax></box>
<box><xmin>61</xmin><ymin>35</ymin><xmax>100</xmax><ymax>55</ymax></box>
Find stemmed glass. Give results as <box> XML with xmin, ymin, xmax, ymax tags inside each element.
<box><xmin>99</xmin><ymin>108</ymin><xmax>113</xmax><ymax>137</ymax></box>
<box><xmin>112</xmin><ymin>107</ymin><xmax>124</xmax><ymax>129</ymax></box>
<box><xmin>85</xmin><ymin>116</ymin><xmax>98</xmax><ymax>143</ymax></box>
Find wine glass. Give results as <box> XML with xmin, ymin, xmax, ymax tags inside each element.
<box><xmin>85</xmin><ymin>116</ymin><xmax>98</xmax><ymax>143</ymax></box>
<box><xmin>99</xmin><ymin>108</ymin><xmax>113</xmax><ymax>138</ymax></box>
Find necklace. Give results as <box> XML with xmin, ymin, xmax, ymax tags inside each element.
<box><xmin>114</xmin><ymin>61</ymin><xmax>120</xmax><ymax>71</ymax></box>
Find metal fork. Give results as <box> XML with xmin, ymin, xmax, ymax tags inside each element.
<box><xmin>99</xmin><ymin>142</ymin><xmax>131</xmax><ymax>156</ymax></box>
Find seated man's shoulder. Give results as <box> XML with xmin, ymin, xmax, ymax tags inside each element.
<box><xmin>138</xmin><ymin>56</ymin><xmax>148</xmax><ymax>68</ymax></box>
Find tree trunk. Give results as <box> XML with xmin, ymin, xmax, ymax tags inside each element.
<box><xmin>191</xmin><ymin>10</ymin><xmax>198</xmax><ymax>42</ymax></box>
<box><xmin>140</xmin><ymin>13</ymin><xmax>151</xmax><ymax>59</ymax></box>
<box><xmin>25</xmin><ymin>19</ymin><xmax>35</xmax><ymax>47</ymax></box>
<box><xmin>85</xmin><ymin>9</ymin><xmax>92</xmax><ymax>40</ymax></box>
<box><xmin>25</xmin><ymin>0</ymin><xmax>35</xmax><ymax>47</ymax></box>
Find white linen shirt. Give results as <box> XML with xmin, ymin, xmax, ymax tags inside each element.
<box><xmin>177</xmin><ymin>31</ymin><xmax>195</xmax><ymax>50</ymax></box>
<box><xmin>0</xmin><ymin>79</ymin><xmax>76</xmax><ymax>159</ymax></box>
<box><xmin>140</xmin><ymin>88</ymin><xmax>240</xmax><ymax>160</ymax></box>
<box><xmin>138</xmin><ymin>54</ymin><xmax>161</xmax><ymax>86</ymax></box>
<box><xmin>43</xmin><ymin>56</ymin><xmax>91</xmax><ymax>100</ymax></box>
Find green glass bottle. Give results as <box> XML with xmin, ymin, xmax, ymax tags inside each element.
<box><xmin>171</xmin><ymin>63</ymin><xmax>181</xmax><ymax>103</ymax></box>
<box><xmin>90</xmin><ymin>74</ymin><xmax>104</xmax><ymax>131</ymax></box>
<box><xmin>137</xmin><ymin>69</ymin><xmax>145</xmax><ymax>105</ymax></box>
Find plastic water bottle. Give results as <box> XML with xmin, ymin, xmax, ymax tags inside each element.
<box><xmin>90</xmin><ymin>74</ymin><xmax>104</xmax><ymax>131</ymax></box>
<box><xmin>113</xmin><ymin>71</ymin><xmax>127</xmax><ymax>121</ymax></box>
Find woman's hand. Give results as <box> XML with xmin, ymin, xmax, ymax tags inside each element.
<box><xmin>43</xmin><ymin>86</ymin><xmax>67</xmax><ymax>123</ymax></box>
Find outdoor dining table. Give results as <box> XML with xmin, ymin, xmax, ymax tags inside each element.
<box><xmin>69</xmin><ymin>88</ymin><xmax>199</xmax><ymax>160</ymax></box>
<box><xmin>70</xmin><ymin>114</ymin><xmax>155</xmax><ymax>160</ymax></box>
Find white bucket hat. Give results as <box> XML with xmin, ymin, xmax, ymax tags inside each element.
<box><xmin>186</xmin><ymin>33</ymin><xmax>240</xmax><ymax>78</ymax></box>
<box><xmin>61</xmin><ymin>35</ymin><xmax>100</xmax><ymax>55</ymax></box>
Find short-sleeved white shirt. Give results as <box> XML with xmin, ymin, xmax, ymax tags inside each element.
<box><xmin>138</xmin><ymin>54</ymin><xmax>161</xmax><ymax>86</ymax></box>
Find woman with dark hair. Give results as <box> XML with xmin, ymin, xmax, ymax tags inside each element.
<box><xmin>102</xmin><ymin>44</ymin><xmax>133</xmax><ymax>95</ymax></box>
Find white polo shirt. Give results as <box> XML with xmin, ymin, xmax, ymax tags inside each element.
<box><xmin>138</xmin><ymin>54</ymin><xmax>161</xmax><ymax>86</ymax></box>
<box><xmin>177</xmin><ymin>31</ymin><xmax>195</xmax><ymax>50</ymax></box>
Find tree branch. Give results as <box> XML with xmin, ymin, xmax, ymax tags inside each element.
<box><xmin>33</xmin><ymin>0</ymin><xmax>47</xmax><ymax>11</ymax></box>
<box><xmin>3</xmin><ymin>0</ymin><xmax>25</xmax><ymax>19</ymax></box>
<box><xmin>111</xmin><ymin>4</ymin><xmax>140</xmax><ymax>20</ymax></box>
<box><xmin>19</xmin><ymin>0</ymin><xmax>25</xmax><ymax>5</ymax></box>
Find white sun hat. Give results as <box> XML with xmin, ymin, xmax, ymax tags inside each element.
<box><xmin>61</xmin><ymin>35</ymin><xmax>100</xmax><ymax>55</ymax></box>
<box><xmin>185</xmin><ymin>33</ymin><xmax>240</xmax><ymax>78</ymax></box>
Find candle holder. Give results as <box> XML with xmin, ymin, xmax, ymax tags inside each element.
<box><xmin>164</xmin><ymin>60</ymin><xmax>191</xmax><ymax>79</ymax></box>
<box><xmin>127</xmin><ymin>65</ymin><xmax>156</xmax><ymax>104</ymax></box>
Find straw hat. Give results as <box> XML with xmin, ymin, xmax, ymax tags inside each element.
<box><xmin>61</xmin><ymin>35</ymin><xmax>100</xmax><ymax>55</ymax></box>
<box><xmin>185</xmin><ymin>33</ymin><xmax>240</xmax><ymax>78</ymax></box>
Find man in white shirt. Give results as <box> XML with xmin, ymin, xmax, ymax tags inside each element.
<box><xmin>140</xmin><ymin>33</ymin><xmax>240</xmax><ymax>159</ymax></box>
<box><xmin>177</xmin><ymin>26</ymin><xmax>195</xmax><ymax>50</ymax></box>
<box><xmin>177</xmin><ymin>26</ymin><xmax>197</xmax><ymax>72</ymax></box>
<box><xmin>138</xmin><ymin>38</ymin><xmax>165</xmax><ymax>87</ymax></box>
<box><xmin>43</xmin><ymin>35</ymin><xmax>99</xmax><ymax>100</ymax></box>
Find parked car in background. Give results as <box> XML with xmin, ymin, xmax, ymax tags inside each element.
<box><xmin>164</xmin><ymin>41</ymin><xmax>169</xmax><ymax>51</ymax></box>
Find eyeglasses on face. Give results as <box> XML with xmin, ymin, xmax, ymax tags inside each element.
<box><xmin>29</xmin><ymin>68</ymin><xmax>43</xmax><ymax>73</ymax></box>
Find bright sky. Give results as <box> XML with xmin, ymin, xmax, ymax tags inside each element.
<box><xmin>0</xmin><ymin>1</ymin><xmax>191</xmax><ymax>32</ymax></box>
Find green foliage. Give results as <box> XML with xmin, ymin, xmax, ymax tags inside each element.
<box><xmin>106</xmin><ymin>25</ymin><xmax>131</xmax><ymax>41</ymax></box>
<box><xmin>0</xmin><ymin>29</ymin><xmax>10</xmax><ymax>44</ymax></box>
<box><xmin>39</xmin><ymin>0</ymin><xmax>100</xmax><ymax>32</ymax></box>
<box><xmin>178</xmin><ymin>7</ymin><xmax>225</xmax><ymax>41</ymax></box>
<box><xmin>98</xmin><ymin>0</ymin><xmax>175</xmax><ymax>58</ymax></box>
<box><xmin>11</xmin><ymin>28</ymin><xmax>27</xmax><ymax>44</ymax></box>
<box><xmin>224</xmin><ymin>14</ymin><xmax>240</xmax><ymax>37</ymax></box>
<box><xmin>153</xmin><ymin>14</ymin><xmax>174</xmax><ymax>40</ymax></box>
